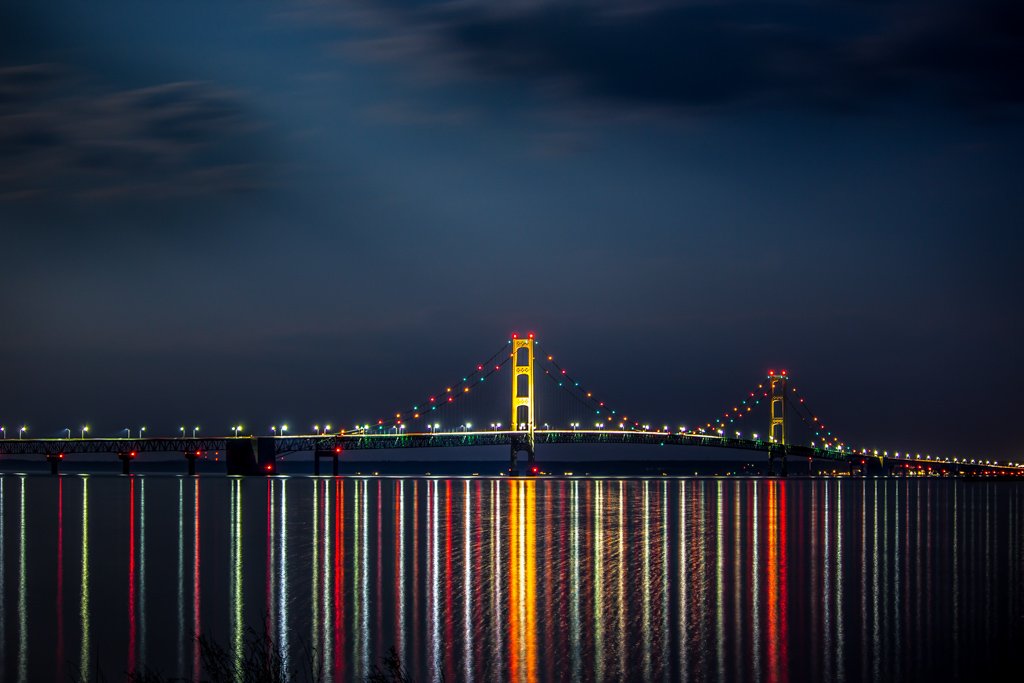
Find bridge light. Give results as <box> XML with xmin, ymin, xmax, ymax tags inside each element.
<box><xmin>335</xmin><ymin>446</ymin><xmax>342</xmax><ymax>454</ymax></box>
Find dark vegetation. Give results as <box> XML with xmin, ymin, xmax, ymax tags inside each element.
<box><xmin>71</xmin><ymin>627</ymin><xmax>415</xmax><ymax>683</ymax></box>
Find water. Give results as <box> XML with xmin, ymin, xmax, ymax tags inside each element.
<box><xmin>1</xmin><ymin>475</ymin><xmax>1022</xmax><ymax>682</ymax></box>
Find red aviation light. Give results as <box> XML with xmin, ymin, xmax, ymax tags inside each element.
<box><xmin>335</xmin><ymin>446</ymin><xmax>342</xmax><ymax>454</ymax></box>
<box><xmin>528</xmin><ymin>332</ymin><xmax>534</xmax><ymax>339</ymax></box>
<box><xmin>265</xmin><ymin>464</ymin><xmax>273</xmax><ymax>471</ymax></box>
<box><xmin>511</xmin><ymin>333</ymin><xmax>518</xmax><ymax>339</ymax></box>
<box><xmin>531</xmin><ymin>466</ymin><xmax>539</xmax><ymax>474</ymax></box>
<box><xmin>768</xmin><ymin>370</ymin><xmax>775</xmax><ymax>376</ymax></box>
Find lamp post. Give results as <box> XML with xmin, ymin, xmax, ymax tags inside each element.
<box><xmin>20</xmin><ymin>426</ymin><xmax>27</xmax><ymax>439</ymax></box>
<box><xmin>180</xmin><ymin>426</ymin><xmax>186</xmax><ymax>438</ymax></box>
<box><xmin>192</xmin><ymin>426</ymin><xmax>199</xmax><ymax>438</ymax></box>
<box><xmin>81</xmin><ymin>426</ymin><xmax>89</xmax><ymax>439</ymax></box>
<box><xmin>65</xmin><ymin>428</ymin><xmax>72</xmax><ymax>439</ymax></box>
<box><xmin>139</xmin><ymin>427</ymin><xmax>146</xmax><ymax>439</ymax></box>
<box><xmin>1</xmin><ymin>426</ymin><xmax>5</xmax><ymax>439</ymax></box>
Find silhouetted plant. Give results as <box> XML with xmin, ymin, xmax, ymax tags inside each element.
<box><xmin>366</xmin><ymin>647</ymin><xmax>415</xmax><ymax>683</ymax></box>
<box><xmin>75</xmin><ymin>622</ymin><xmax>325</xmax><ymax>683</ymax></box>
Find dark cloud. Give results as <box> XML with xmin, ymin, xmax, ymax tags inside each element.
<box><xmin>0</xmin><ymin>65</ymin><xmax>268</xmax><ymax>203</ymax></box>
<box><xmin>335</xmin><ymin>0</ymin><xmax>1024</xmax><ymax>116</ymax></box>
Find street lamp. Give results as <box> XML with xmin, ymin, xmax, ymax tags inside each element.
<box><xmin>139</xmin><ymin>427</ymin><xmax>146</xmax><ymax>439</ymax></box>
<box><xmin>314</xmin><ymin>424</ymin><xmax>320</xmax><ymax>435</ymax></box>
<box><xmin>232</xmin><ymin>425</ymin><xmax>241</xmax><ymax>437</ymax></box>
<box><xmin>81</xmin><ymin>426</ymin><xmax>89</xmax><ymax>439</ymax></box>
<box><xmin>1</xmin><ymin>426</ymin><xmax>4</xmax><ymax>439</ymax></box>
<box><xmin>65</xmin><ymin>428</ymin><xmax>72</xmax><ymax>439</ymax></box>
<box><xmin>124</xmin><ymin>428</ymin><xmax>131</xmax><ymax>437</ymax></box>
<box><xmin>20</xmin><ymin>426</ymin><xmax>27</xmax><ymax>439</ymax></box>
<box><xmin>281</xmin><ymin>424</ymin><xmax>288</xmax><ymax>435</ymax></box>
<box><xmin>193</xmin><ymin>426</ymin><xmax>199</xmax><ymax>438</ymax></box>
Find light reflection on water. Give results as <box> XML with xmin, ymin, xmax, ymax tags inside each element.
<box><xmin>0</xmin><ymin>475</ymin><xmax>1022</xmax><ymax>681</ymax></box>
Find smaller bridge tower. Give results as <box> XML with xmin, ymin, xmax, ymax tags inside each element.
<box><xmin>510</xmin><ymin>333</ymin><xmax>536</xmax><ymax>474</ymax></box>
<box><xmin>768</xmin><ymin>369</ymin><xmax>788</xmax><ymax>475</ymax></box>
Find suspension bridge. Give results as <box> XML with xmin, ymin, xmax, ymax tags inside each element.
<box><xmin>1</xmin><ymin>333</ymin><xmax>1019</xmax><ymax>477</ymax></box>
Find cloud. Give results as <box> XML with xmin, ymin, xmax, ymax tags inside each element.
<box><xmin>327</xmin><ymin>0</ymin><xmax>1024</xmax><ymax>117</ymax></box>
<box><xmin>0</xmin><ymin>65</ymin><xmax>269</xmax><ymax>203</ymax></box>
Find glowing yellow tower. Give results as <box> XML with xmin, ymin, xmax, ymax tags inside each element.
<box><xmin>510</xmin><ymin>333</ymin><xmax>536</xmax><ymax>474</ymax></box>
<box><xmin>768</xmin><ymin>369</ymin><xmax>788</xmax><ymax>476</ymax></box>
<box><xmin>768</xmin><ymin>370</ymin><xmax>787</xmax><ymax>445</ymax></box>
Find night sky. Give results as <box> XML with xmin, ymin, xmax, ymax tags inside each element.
<box><xmin>2</xmin><ymin>1</ymin><xmax>1022</xmax><ymax>459</ymax></box>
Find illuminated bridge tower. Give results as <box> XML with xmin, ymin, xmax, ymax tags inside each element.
<box><xmin>768</xmin><ymin>370</ymin><xmax>788</xmax><ymax>475</ymax></box>
<box><xmin>510</xmin><ymin>333</ymin><xmax>536</xmax><ymax>474</ymax></box>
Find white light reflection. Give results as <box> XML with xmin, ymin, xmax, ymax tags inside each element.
<box><xmin>18</xmin><ymin>476</ymin><xmax>27</xmax><ymax>683</ymax></box>
<box><xmin>80</xmin><ymin>478</ymin><xmax>90</xmax><ymax>683</ymax></box>
<box><xmin>570</xmin><ymin>480</ymin><xmax>581</xmax><ymax>682</ymax></box>
<box><xmin>463</xmin><ymin>480</ymin><xmax>473</xmax><ymax>681</ymax></box>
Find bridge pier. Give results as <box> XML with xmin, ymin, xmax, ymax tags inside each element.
<box><xmin>314</xmin><ymin>448</ymin><xmax>339</xmax><ymax>476</ymax></box>
<box><xmin>185</xmin><ymin>450</ymin><xmax>199</xmax><ymax>476</ymax></box>
<box><xmin>47</xmin><ymin>453</ymin><xmax>63</xmax><ymax>475</ymax></box>
<box><xmin>510</xmin><ymin>434</ymin><xmax>535</xmax><ymax>476</ymax></box>
<box><xmin>118</xmin><ymin>451</ymin><xmax>135</xmax><ymax>475</ymax></box>
<box><xmin>768</xmin><ymin>451</ymin><xmax>787</xmax><ymax>477</ymax></box>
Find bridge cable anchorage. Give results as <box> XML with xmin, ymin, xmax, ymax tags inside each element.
<box><xmin>366</xmin><ymin>342</ymin><xmax>512</xmax><ymax>433</ymax></box>
<box><xmin>533</xmin><ymin>340</ymin><xmax>653</xmax><ymax>432</ymax></box>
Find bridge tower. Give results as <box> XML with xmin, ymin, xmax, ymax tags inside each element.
<box><xmin>510</xmin><ymin>333</ymin><xmax>536</xmax><ymax>474</ymax></box>
<box><xmin>768</xmin><ymin>370</ymin><xmax>788</xmax><ymax>475</ymax></box>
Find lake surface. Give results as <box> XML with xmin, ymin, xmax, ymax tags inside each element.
<box><xmin>1</xmin><ymin>475</ymin><xmax>1022</xmax><ymax>682</ymax></box>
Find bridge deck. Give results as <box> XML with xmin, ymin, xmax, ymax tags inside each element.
<box><xmin>0</xmin><ymin>430</ymin><xmax>1015</xmax><ymax>472</ymax></box>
